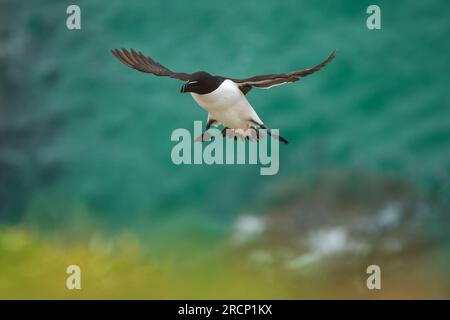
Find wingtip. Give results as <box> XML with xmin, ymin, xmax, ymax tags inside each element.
<box><xmin>111</xmin><ymin>48</ymin><xmax>122</xmax><ymax>59</ymax></box>
<box><xmin>320</xmin><ymin>50</ymin><xmax>337</xmax><ymax>66</ymax></box>
<box><xmin>111</xmin><ymin>48</ymin><xmax>136</xmax><ymax>54</ymax></box>
<box><xmin>112</xmin><ymin>48</ymin><xmax>128</xmax><ymax>55</ymax></box>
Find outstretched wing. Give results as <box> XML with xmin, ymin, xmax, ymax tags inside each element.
<box><xmin>111</xmin><ymin>48</ymin><xmax>191</xmax><ymax>81</ymax></box>
<box><xmin>231</xmin><ymin>51</ymin><xmax>336</xmax><ymax>94</ymax></box>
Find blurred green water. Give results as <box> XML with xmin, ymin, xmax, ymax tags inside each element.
<box><xmin>0</xmin><ymin>0</ymin><xmax>449</xmax><ymax>298</ymax></box>
<box><xmin>2</xmin><ymin>0</ymin><xmax>449</xmax><ymax>227</ymax></box>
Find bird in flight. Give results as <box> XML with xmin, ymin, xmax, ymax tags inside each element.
<box><xmin>111</xmin><ymin>48</ymin><xmax>336</xmax><ymax>144</ymax></box>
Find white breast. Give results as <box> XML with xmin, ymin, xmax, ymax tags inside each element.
<box><xmin>191</xmin><ymin>80</ymin><xmax>262</xmax><ymax>129</ymax></box>
<box><xmin>191</xmin><ymin>79</ymin><xmax>242</xmax><ymax>111</ymax></box>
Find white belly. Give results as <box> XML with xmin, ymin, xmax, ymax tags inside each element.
<box><xmin>191</xmin><ymin>79</ymin><xmax>262</xmax><ymax>129</ymax></box>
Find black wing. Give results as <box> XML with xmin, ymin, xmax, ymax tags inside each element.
<box><xmin>111</xmin><ymin>48</ymin><xmax>191</xmax><ymax>81</ymax></box>
<box><xmin>231</xmin><ymin>51</ymin><xmax>336</xmax><ymax>94</ymax></box>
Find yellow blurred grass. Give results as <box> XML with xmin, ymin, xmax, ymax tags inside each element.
<box><xmin>1</xmin><ymin>226</ymin><xmax>448</xmax><ymax>299</ymax></box>
<box><xmin>0</xmin><ymin>227</ymin><xmax>284</xmax><ymax>299</ymax></box>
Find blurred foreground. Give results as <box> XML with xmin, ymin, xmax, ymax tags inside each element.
<box><xmin>1</xmin><ymin>173</ymin><xmax>449</xmax><ymax>299</ymax></box>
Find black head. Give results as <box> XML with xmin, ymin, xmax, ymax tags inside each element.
<box><xmin>180</xmin><ymin>71</ymin><xmax>224</xmax><ymax>95</ymax></box>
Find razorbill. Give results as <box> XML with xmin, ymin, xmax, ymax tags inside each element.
<box><xmin>111</xmin><ymin>48</ymin><xmax>336</xmax><ymax>144</ymax></box>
